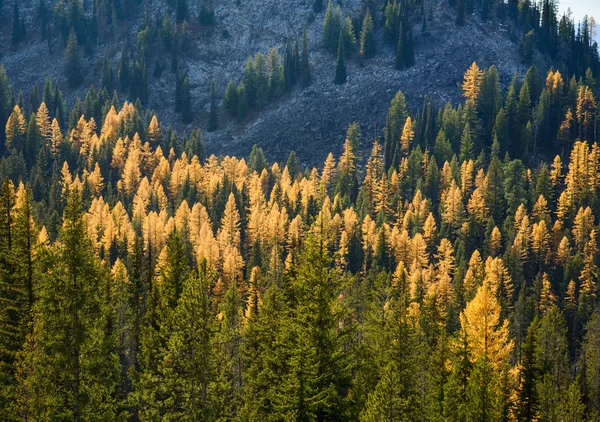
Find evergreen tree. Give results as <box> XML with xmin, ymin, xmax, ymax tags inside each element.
<box><xmin>11</xmin><ymin>1</ymin><xmax>22</xmax><ymax>46</ymax></box>
<box><xmin>515</xmin><ymin>321</ymin><xmax>540</xmax><ymax>421</ymax></box>
<box><xmin>101</xmin><ymin>52</ymin><xmax>115</xmax><ymax>93</ymax></box>
<box><xmin>207</xmin><ymin>80</ymin><xmax>218</xmax><ymax>132</ymax></box>
<box><xmin>360</xmin><ymin>10</ymin><xmax>375</xmax><ymax>60</ymax></box>
<box><xmin>383</xmin><ymin>91</ymin><xmax>408</xmax><ymax>170</ymax></box>
<box><xmin>157</xmin><ymin>261</ymin><xmax>219</xmax><ymax>420</ymax></box>
<box><xmin>176</xmin><ymin>0</ymin><xmax>187</xmax><ymax>23</ymax></box>
<box><xmin>301</xmin><ymin>29</ymin><xmax>311</xmax><ymax>87</ymax></box>
<box><xmin>14</xmin><ymin>189</ymin><xmax>124</xmax><ymax>420</ymax></box>
<box><xmin>181</xmin><ymin>75</ymin><xmax>193</xmax><ymax>124</ymax></box>
<box><xmin>457</xmin><ymin>0</ymin><xmax>465</xmax><ymax>26</ymax></box>
<box><xmin>459</xmin><ymin>123</ymin><xmax>474</xmax><ymax>162</ymax></box>
<box><xmin>65</xmin><ymin>30</ymin><xmax>83</xmax><ymax>88</ymax></box>
<box><xmin>224</xmin><ymin>81</ymin><xmax>239</xmax><ymax>116</ymax></box>
<box><xmin>199</xmin><ymin>0</ymin><xmax>214</xmax><ymax>25</ymax></box>
<box><xmin>334</xmin><ymin>33</ymin><xmax>347</xmax><ymax>85</ymax></box>
<box><xmin>342</xmin><ymin>16</ymin><xmax>357</xmax><ymax>57</ymax></box>
<box><xmin>236</xmin><ymin>83</ymin><xmax>248</xmax><ymax>122</ymax></box>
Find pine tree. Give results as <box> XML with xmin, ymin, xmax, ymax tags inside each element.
<box><xmin>342</xmin><ymin>16</ymin><xmax>357</xmax><ymax>57</ymax></box>
<box><xmin>360</xmin><ymin>9</ymin><xmax>375</xmax><ymax>60</ymax></box>
<box><xmin>158</xmin><ymin>261</ymin><xmax>219</xmax><ymax>420</ymax></box>
<box><xmin>515</xmin><ymin>321</ymin><xmax>540</xmax><ymax>421</ymax></box>
<box><xmin>11</xmin><ymin>2</ymin><xmax>22</xmax><ymax>46</ymax></box>
<box><xmin>459</xmin><ymin>123</ymin><xmax>474</xmax><ymax>162</ymax></box>
<box><xmin>101</xmin><ymin>52</ymin><xmax>115</xmax><ymax>93</ymax></box>
<box><xmin>199</xmin><ymin>0</ymin><xmax>214</xmax><ymax>25</ymax></box>
<box><xmin>176</xmin><ymin>0</ymin><xmax>187</xmax><ymax>23</ymax></box>
<box><xmin>383</xmin><ymin>91</ymin><xmax>408</xmax><ymax>170</ymax></box>
<box><xmin>181</xmin><ymin>76</ymin><xmax>193</xmax><ymax>124</ymax></box>
<box><xmin>395</xmin><ymin>22</ymin><xmax>406</xmax><ymax>70</ymax></box>
<box><xmin>65</xmin><ymin>30</ymin><xmax>83</xmax><ymax>88</ymax></box>
<box><xmin>301</xmin><ymin>29</ymin><xmax>311</xmax><ymax>87</ymax></box>
<box><xmin>323</xmin><ymin>1</ymin><xmax>337</xmax><ymax>53</ymax></box>
<box><xmin>334</xmin><ymin>33</ymin><xmax>347</xmax><ymax>85</ymax></box>
<box><xmin>236</xmin><ymin>83</ymin><xmax>248</xmax><ymax>122</ymax></box>
<box><xmin>14</xmin><ymin>189</ymin><xmax>124</xmax><ymax>420</ymax></box>
<box><xmin>457</xmin><ymin>0</ymin><xmax>465</xmax><ymax>26</ymax></box>
<box><xmin>208</xmin><ymin>80</ymin><xmax>218</xmax><ymax>132</ymax></box>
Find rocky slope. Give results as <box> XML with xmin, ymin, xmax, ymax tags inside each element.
<box><xmin>0</xmin><ymin>0</ymin><xmax>549</xmax><ymax>166</ymax></box>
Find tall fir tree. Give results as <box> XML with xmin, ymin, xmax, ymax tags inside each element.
<box><xmin>334</xmin><ymin>33</ymin><xmax>347</xmax><ymax>85</ymax></box>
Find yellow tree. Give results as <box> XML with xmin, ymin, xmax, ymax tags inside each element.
<box><xmin>218</xmin><ymin>193</ymin><xmax>242</xmax><ymax>253</ymax></box>
<box><xmin>400</xmin><ymin>116</ymin><xmax>414</xmax><ymax>156</ymax></box>
<box><xmin>5</xmin><ymin>105</ymin><xmax>26</xmax><ymax>149</ymax></box>
<box><xmin>460</xmin><ymin>279</ymin><xmax>513</xmax><ymax>370</ymax></box>
<box><xmin>320</xmin><ymin>153</ymin><xmax>337</xmax><ymax>199</ymax></box>
<box><xmin>484</xmin><ymin>256</ymin><xmax>513</xmax><ymax>309</ymax></box>
<box><xmin>576</xmin><ymin>86</ymin><xmax>597</xmax><ymax>140</ymax></box>
<box><xmin>363</xmin><ymin>141</ymin><xmax>384</xmax><ymax>204</ymax></box>
<box><xmin>338</xmin><ymin>138</ymin><xmax>357</xmax><ymax>198</ymax></box>
<box><xmin>464</xmin><ymin>249</ymin><xmax>484</xmax><ymax>301</ymax></box>
<box><xmin>532</xmin><ymin>195</ymin><xmax>550</xmax><ymax>224</ymax></box>
<box><xmin>531</xmin><ymin>220</ymin><xmax>550</xmax><ymax>267</ymax></box>
<box><xmin>441</xmin><ymin>180</ymin><xmax>464</xmax><ymax>236</ymax></box>
<box><xmin>488</xmin><ymin>226</ymin><xmax>502</xmax><ymax>257</ymax></box>
<box><xmin>434</xmin><ymin>238</ymin><xmax>455</xmax><ymax>313</ymax></box>
<box><xmin>462</xmin><ymin>62</ymin><xmax>483</xmax><ymax>105</ymax></box>
<box><xmin>550</xmin><ymin>155</ymin><xmax>562</xmax><ymax>186</ymax></box>
<box><xmin>539</xmin><ymin>273</ymin><xmax>556</xmax><ymax>314</ymax></box>
<box><xmin>147</xmin><ymin>115</ymin><xmax>162</xmax><ymax>145</ymax></box>
<box><xmin>579</xmin><ymin>228</ymin><xmax>598</xmax><ymax>304</ymax></box>
<box><xmin>50</xmin><ymin>118</ymin><xmax>63</xmax><ymax>155</ymax></box>
<box><xmin>36</xmin><ymin>102</ymin><xmax>52</xmax><ymax>144</ymax></box>
<box><xmin>122</xmin><ymin>144</ymin><xmax>141</xmax><ymax>196</ymax></box>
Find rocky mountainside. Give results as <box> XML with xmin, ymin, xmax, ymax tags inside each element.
<box><xmin>0</xmin><ymin>0</ymin><xmax>549</xmax><ymax>165</ymax></box>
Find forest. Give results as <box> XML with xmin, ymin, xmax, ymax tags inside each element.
<box><xmin>1</xmin><ymin>0</ymin><xmax>600</xmax><ymax>421</ymax></box>
<box><xmin>0</xmin><ymin>57</ymin><xmax>599</xmax><ymax>420</ymax></box>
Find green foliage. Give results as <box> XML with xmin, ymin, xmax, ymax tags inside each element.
<box><xmin>360</xmin><ymin>10</ymin><xmax>375</xmax><ymax>60</ymax></box>
<box><xmin>335</xmin><ymin>34</ymin><xmax>347</xmax><ymax>85</ymax></box>
<box><xmin>65</xmin><ymin>30</ymin><xmax>83</xmax><ymax>88</ymax></box>
<box><xmin>13</xmin><ymin>190</ymin><xmax>125</xmax><ymax>420</ymax></box>
<box><xmin>301</xmin><ymin>29</ymin><xmax>311</xmax><ymax>87</ymax></box>
<box><xmin>208</xmin><ymin>80</ymin><xmax>218</xmax><ymax>132</ymax></box>
<box><xmin>199</xmin><ymin>0</ymin><xmax>214</xmax><ymax>26</ymax></box>
<box><xmin>181</xmin><ymin>76</ymin><xmax>193</xmax><ymax>124</ymax></box>
<box><xmin>323</xmin><ymin>1</ymin><xmax>343</xmax><ymax>53</ymax></box>
<box><xmin>383</xmin><ymin>91</ymin><xmax>408</xmax><ymax>170</ymax></box>
<box><xmin>457</xmin><ymin>0</ymin><xmax>465</xmax><ymax>26</ymax></box>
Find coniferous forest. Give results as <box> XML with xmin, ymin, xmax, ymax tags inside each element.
<box><xmin>1</xmin><ymin>0</ymin><xmax>600</xmax><ymax>421</ymax></box>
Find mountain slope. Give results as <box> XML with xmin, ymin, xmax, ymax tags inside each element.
<box><xmin>1</xmin><ymin>0</ymin><xmax>549</xmax><ymax>164</ymax></box>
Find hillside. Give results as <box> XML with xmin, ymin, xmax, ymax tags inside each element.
<box><xmin>0</xmin><ymin>0</ymin><xmax>549</xmax><ymax>164</ymax></box>
<box><xmin>3</xmin><ymin>1</ymin><xmax>600</xmax><ymax>421</ymax></box>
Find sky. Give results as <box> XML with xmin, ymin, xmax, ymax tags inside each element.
<box><xmin>560</xmin><ymin>0</ymin><xmax>599</xmax><ymax>40</ymax></box>
<box><xmin>559</xmin><ymin>0</ymin><xmax>599</xmax><ymax>23</ymax></box>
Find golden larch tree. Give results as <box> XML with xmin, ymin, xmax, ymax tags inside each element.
<box><xmin>462</xmin><ymin>61</ymin><xmax>483</xmax><ymax>105</ymax></box>
<box><xmin>460</xmin><ymin>279</ymin><xmax>514</xmax><ymax>370</ymax></box>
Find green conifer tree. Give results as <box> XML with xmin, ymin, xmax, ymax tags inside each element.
<box><xmin>360</xmin><ymin>9</ymin><xmax>375</xmax><ymax>60</ymax></box>
<box><xmin>335</xmin><ymin>33</ymin><xmax>347</xmax><ymax>85</ymax></box>
<box><xmin>65</xmin><ymin>30</ymin><xmax>83</xmax><ymax>88</ymax></box>
<box><xmin>181</xmin><ymin>76</ymin><xmax>193</xmax><ymax>124</ymax></box>
<box><xmin>208</xmin><ymin>80</ymin><xmax>218</xmax><ymax>132</ymax></box>
<box><xmin>301</xmin><ymin>29</ymin><xmax>311</xmax><ymax>87</ymax></box>
<box><xmin>14</xmin><ymin>189</ymin><xmax>124</xmax><ymax>420</ymax></box>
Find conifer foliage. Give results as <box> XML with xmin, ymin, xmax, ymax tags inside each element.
<box><xmin>0</xmin><ymin>49</ymin><xmax>600</xmax><ymax>422</ymax></box>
